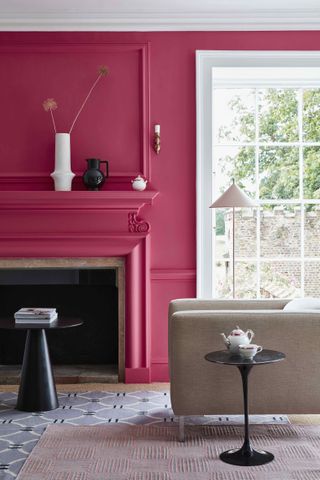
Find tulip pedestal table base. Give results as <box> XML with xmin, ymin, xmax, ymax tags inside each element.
<box><xmin>0</xmin><ymin>317</ymin><xmax>83</xmax><ymax>412</ymax></box>
<box><xmin>205</xmin><ymin>349</ymin><xmax>286</xmax><ymax>466</ymax></box>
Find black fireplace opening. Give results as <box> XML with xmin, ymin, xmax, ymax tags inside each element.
<box><xmin>0</xmin><ymin>269</ymin><xmax>118</xmax><ymax>366</ymax></box>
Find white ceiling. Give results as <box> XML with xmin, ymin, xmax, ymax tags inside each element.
<box><xmin>1</xmin><ymin>0</ymin><xmax>320</xmax><ymax>31</ymax></box>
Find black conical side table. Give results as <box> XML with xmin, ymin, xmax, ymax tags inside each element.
<box><xmin>205</xmin><ymin>349</ymin><xmax>285</xmax><ymax>466</ymax></box>
<box><xmin>0</xmin><ymin>317</ymin><xmax>83</xmax><ymax>412</ymax></box>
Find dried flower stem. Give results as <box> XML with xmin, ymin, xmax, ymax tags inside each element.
<box><xmin>69</xmin><ymin>73</ymin><xmax>103</xmax><ymax>134</ymax></box>
<box><xmin>42</xmin><ymin>98</ymin><xmax>58</xmax><ymax>134</ymax></box>
<box><xmin>43</xmin><ymin>66</ymin><xmax>108</xmax><ymax>135</ymax></box>
<box><xmin>50</xmin><ymin>109</ymin><xmax>57</xmax><ymax>134</ymax></box>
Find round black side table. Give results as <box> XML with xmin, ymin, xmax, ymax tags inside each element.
<box><xmin>205</xmin><ymin>349</ymin><xmax>285</xmax><ymax>467</ymax></box>
<box><xmin>0</xmin><ymin>317</ymin><xmax>83</xmax><ymax>412</ymax></box>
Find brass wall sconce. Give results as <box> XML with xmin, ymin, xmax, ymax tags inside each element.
<box><xmin>154</xmin><ymin>124</ymin><xmax>160</xmax><ymax>154</ymax></box>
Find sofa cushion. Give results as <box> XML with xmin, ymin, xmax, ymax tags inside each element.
<box><xmin>283</xmin><ymin>298</ymin><xmax>320</xmax><ymax>312</ymax></box>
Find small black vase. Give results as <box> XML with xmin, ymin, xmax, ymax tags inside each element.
<box><xmin>83</xmin><ymin>158</ymin><xmax>109</xmax><ymax>191</ymax></box>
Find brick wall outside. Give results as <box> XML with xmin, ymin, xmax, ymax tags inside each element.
<box><xmin>221</xmin><ymin>207</ymin><xmax>320</xmax><ymax>297</ymax></box>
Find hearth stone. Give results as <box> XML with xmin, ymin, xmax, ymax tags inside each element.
<box><xmin>0</xmin><ymin>364</ymin><xmax>118</xmax><ymax>384</ymax></box>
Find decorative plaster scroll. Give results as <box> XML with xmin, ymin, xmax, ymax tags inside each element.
<box><xmin>128</xmin><ymin>212</ymin><xmax>150</xmax><ymax>233</ymax></box>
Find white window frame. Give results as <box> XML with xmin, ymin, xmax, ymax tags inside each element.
<box><xmin>196</xmin><ymin>50</ymin><xmax>320</xmax><ymax>298</ymax></box>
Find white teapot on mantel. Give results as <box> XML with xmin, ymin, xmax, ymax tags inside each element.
<box><xmin>221</xmin><ymin>326</ymin><xmax>254</xmax><ymax>353</ymax></box>
<box><xmin>131</xmin><ymin>175</ymin><xmax>147</xmax><ymax>191</ymax></box>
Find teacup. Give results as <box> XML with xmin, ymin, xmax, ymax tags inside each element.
<box><xmin>239</xmin><ymin>344</ymin><xmax>263</xmax><ymax>360</ymax></box>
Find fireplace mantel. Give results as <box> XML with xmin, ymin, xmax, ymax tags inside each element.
<box><xmin>0</xmin><ymin>190</ymin><xmax>158</xmax><ymax>213</ymax></box>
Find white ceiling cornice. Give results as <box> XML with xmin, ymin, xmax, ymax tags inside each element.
<box><xmin>1</xmin><ymin>10</ymin><xmax>320</xmax><ymax>31</ymax></box>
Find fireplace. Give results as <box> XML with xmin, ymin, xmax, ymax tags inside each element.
<box><xmin>0</xmin><ymin>189</ymin><xmax>158</xmax><ymax>383</ymax></box>
<box><xmin>0</xmin><ymin>258</ymin><xmax>125</xmax><ymax>383</ymax></box>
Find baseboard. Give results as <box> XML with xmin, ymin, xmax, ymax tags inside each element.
<box><xmin>151</xmin><ymin>363</ymin><xmax>169</xmax><ymax>382</ymax></box>
<box><xmin>125</xmin><ymin>367</ymin><xmax>151</xmax><ymax>383</ymax></box>
<box><xmin>125</xmin><ymin>365</ymin><xmax>169</xmax><ymax>383</ymax></box>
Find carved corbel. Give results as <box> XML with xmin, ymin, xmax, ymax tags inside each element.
<box><xmin>128</xmin><ymin>212</ymin><xmax>150</xmax><ymax>233</ymax></box>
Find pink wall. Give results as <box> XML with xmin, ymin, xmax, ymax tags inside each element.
<box><xmin>1</xmin><ymin>31</ymin><xmax>320</xmax><ymax>381</ymax></box>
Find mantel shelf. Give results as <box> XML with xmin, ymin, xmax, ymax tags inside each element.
<box><xmin>0</xmin><ymin>190</ymin><xmax>159</xmax><ymax>212</ymax></box>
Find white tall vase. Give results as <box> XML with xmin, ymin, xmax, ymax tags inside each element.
<box><xmin>51</xmin><ymin>133</ymin><xmax>75</xmax><ymax>191</ymax></box>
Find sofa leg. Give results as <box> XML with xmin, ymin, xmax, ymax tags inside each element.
<box><xmin>178</xmin><ymin>416</ymin><xmax>185</xmax><ymax>442</ymax></box>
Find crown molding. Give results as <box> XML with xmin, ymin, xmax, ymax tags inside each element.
<box><xmin>1</xmin><ymin>10</ymin><xmax>320</xmax><ymax>31</ymax></box>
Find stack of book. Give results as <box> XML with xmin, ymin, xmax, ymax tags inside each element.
<box><xmin>14</xmin><ymin>308</ymin><xmax>58</xmax><ymax>324</ymax></box>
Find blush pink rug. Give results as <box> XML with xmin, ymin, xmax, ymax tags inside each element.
<box><xmin>17</xmin><ymin>424</ymin><xmax>320</xmax><ymax>480</ymax></box>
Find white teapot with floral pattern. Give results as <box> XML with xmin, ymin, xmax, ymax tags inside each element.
<box><xmin>221</xmin><ymin>326</ymin><xmax>255</xmax><ymax>353</ymax></box>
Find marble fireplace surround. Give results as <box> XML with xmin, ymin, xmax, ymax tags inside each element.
<box><xmin>0</xmin><ymin>190</ymin><xmax>159</xmax><ymax>383</ymax></box>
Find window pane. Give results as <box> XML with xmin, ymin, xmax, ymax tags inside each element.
<box><xmin>214</xmin><ymin>146</ymin><xmax>255</xmax><ymax>198</ymax></box>
<box><xmin>214</xmin><ymin>260</ymin><xmax>231</xmax><ymax>298</ymax></box>
<box><xmin>260</xmin><ymin>262</ymin><xmax>301</xmax><ymax>298</ymax></box>
<box><xmin>215</xmin><ymin>208</ymin><xmax>257</xmax><ymax>261</ymax></box>
<box><xmin>259</xmin><ymin>89</ymin><xmax>299</xmax><ymax>142</ymax></box>
<box><xmin>304</xmin><ymin>205</ymin><xmax>320</xmax><ymax>257</ymax></box>
<box><xmin>303</xmin><ymin>89</ymin><xmax>320</xmax><ymax>142</ymax></box>
<box><xmin>234</xmin><ymin>209</ymin><xmax>257</xmax><ymax>259</ymax></box>
<box><xmin>260</xmin><ymin>205</ymin><xmax>301</xmax><ymax>258</ymax></box>
<box><xmin>236</xmin><ymin>262</ymin><xmax>257</xmax><ymax>299</ymax></box>
<box><xmin>214</xmin><ymin>261</ymin><xmax>257</xmax><ymax>299</ymax></box>
<box><xmin>259</xmin><ymin>147</ymin><xmax>299</xmax><ymax>200</ymax></box>
<box><xmin>303</xmin><ymin>147</ymin><xmax>320</xmax><ymax>199</ymax></box>
<box><xmin>215</xmin><ymin>208</ymin><xmax>230</xmax><ymax>261</ymax></box>
<box><xmin>305</xmin><ymin>262</ymin><xmax>320</xmax><ymax>296</ymax></box>
<box><xmin>213</xmin><ymin>89</ymin><xmax>255</xmax><ymax>143</ymax></box>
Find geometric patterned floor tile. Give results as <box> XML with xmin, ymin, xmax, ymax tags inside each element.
<box><xmin>0</xmin><ymin>391</ymin><xmax>289</xmax><ymax>479</ymax></box>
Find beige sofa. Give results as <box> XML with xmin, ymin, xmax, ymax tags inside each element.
<box><xmin>169</xmin><ymin>299</ymin><xmax>320</xmax><ymax>438</ymax></box>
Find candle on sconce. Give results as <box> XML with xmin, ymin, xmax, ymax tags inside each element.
<box><xmin>154</xmin><ymin>124</ymin><xmax>161</xmax><ymax>154</ymax></box>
